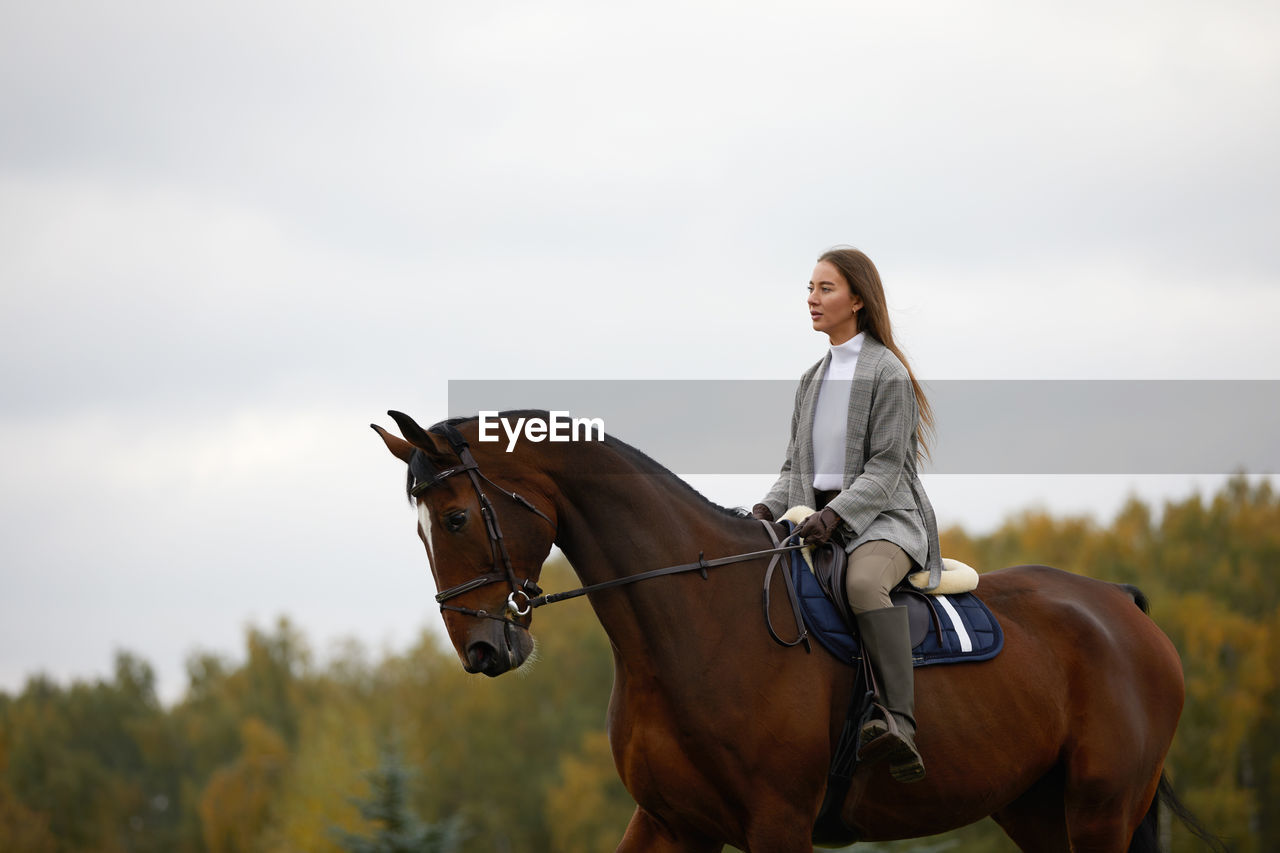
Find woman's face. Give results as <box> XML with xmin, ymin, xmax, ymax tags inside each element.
<box><xmin>808</xmin><ymin>260</ymin><xmax>863</xmax><ymax>344</ymax></box>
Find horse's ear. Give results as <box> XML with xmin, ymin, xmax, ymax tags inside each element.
<box><xmin>371</xmin><ymin>423</ymin><xmax>416</xmax><ymax>463</ymax></box>
<box><xmin>386</xmin><ymin>410</ymin><xmax>452</xmax><ymax>453</ymax></box>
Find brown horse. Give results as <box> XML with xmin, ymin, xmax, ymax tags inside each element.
<box><xmin>372</xmin><ymin>410</ymin><xmax>1207</xmax><ymax>853</ymax></box>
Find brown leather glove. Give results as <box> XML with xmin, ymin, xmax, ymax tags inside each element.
<box><xmin>796</xmin><ymin>507</ymin><xmax>841</xmax><ymax>544</ymax></box>
<box><xmin>751</xmin><ymin>503</ymin><xmax>775</xmax><ymax>522</ymax></box>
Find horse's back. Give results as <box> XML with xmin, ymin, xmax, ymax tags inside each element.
<box><xmin>980</xmin><ymin>564</ymin><xmax>1180</xmax><ymax>666</ymax></box>
<box><xmin>976</xmin><ymin>564</ymin><xmax>1183</xmax><ymax>707</ymax></box>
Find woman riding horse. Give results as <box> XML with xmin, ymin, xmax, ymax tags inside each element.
<box><xmin>375</xmin><ymin>404</ymin><xmax>1213</xmax><ymax>850</ymax></box>
<box><xmin>753</xmin><ymin>247</ymin><xmax>939</xmax><ymax>784</ymax></box>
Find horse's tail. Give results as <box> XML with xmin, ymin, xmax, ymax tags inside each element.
<box><xmin>1119</xmin><ymin>583</ymin><xmax>1151</xmax><ymax>614</ymax></box>
<box><xmin>1128</xmin><ymin>772</ymin><xmax>1228</xmax><ymax>853</ymax></box>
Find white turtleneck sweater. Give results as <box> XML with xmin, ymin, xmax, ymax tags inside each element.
<box><xmin>811</xmin><ymin>332</ymin><xmax>864</xmax><ymax>490</ymax></box>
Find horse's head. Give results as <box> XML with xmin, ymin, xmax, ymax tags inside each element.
<box><xmin>373</xmin><ymin>411</ymin><xmax>558</xmax><ymax>677</ymax></box>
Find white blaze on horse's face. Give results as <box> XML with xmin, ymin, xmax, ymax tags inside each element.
<box><xmin>416</xmin><ymin>500</ymin><xmax>437</xmax><ymax>568</ymax></box>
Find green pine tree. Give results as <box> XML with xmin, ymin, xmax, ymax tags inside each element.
<box><xmin>332</xmin><ymin>745</ymin><xmax>464</xmax><ymax>853</ymax></box>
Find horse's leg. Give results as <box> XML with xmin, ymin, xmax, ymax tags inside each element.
<box><xmin>740</xmin><ymin>827</ymin><xmax>815</xmax><ymax>853</ymax></box>
<box><xmin>1060</xmin><ymin>610</ymin><xmax>1181</xmax><ymax>851</ymax></box>
<box><xmin>740</xmin><ymin>798</ymin><xmax>819</xmax><ymax>853</ymax></box>
<box><xmin>615</xmin><ymin>807</ymin><xmax>724</xmax><ymax>853</ymax></box>
<box><xmin>1061</xmin><ymin>763</ymin><xmax>1162</xmax><ymax>853</ymax></box>
<box><xmin>1059</xmin><ymin>674</ymin><xmax>1173</xmax><ymax>851</ymax></box>
<box><xmin>991</xmin><ymin>765</ymin><xmax>1070</xmax><ymax>852</ymax></box>
<box><xmin>996</xmin><ymin>766</ymin><xmax>1156</xmax><ymax>853</ymax></box>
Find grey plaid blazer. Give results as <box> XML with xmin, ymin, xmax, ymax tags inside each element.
<box><xmin>761</xmin><ymin>335</ymin><xmax>943</xmax><ymax>589</ymax></box>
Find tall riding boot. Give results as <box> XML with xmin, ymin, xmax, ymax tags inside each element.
<box><xmin>855</xmin><ymin>605</ymin><xmax>926</xmax><ymax>783</ymax></box>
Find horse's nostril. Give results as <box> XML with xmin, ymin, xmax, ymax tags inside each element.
<box><xmin>466</xmin><ymin>641</ymin><xmax>496</xmax><ymax>673</ymax></box>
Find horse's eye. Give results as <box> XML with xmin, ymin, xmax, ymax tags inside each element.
<box><xmin>445</xmin><ymin>510</ymin><xmax>468</xmax><ymax>532</ymax></box>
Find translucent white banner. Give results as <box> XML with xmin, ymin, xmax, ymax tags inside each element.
<box><xmin>447</xmin><ymin>380</ymin><xmax>1279</xmax><ymax>475</ymax></box>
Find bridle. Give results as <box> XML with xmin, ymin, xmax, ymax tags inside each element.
<box><xmin>412</xmin><ymin>422</ymin><xmax>812</xmax><ymax>650</ymax></box>
<box><xmin>412</xmin><ymin>422</ymin><xmax>554</xmax><ymax>625</ymax></box>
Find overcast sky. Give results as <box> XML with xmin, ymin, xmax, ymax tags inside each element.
<box><xmin>2</xmin><ymin>1</ymin><xmax>1277</xmax><ymax>702</ymax></box>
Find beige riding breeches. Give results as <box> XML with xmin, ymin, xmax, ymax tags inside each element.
<box><xmin>844</xmin><ymin>540</ymin><xmax>913</xmax><ymax>614</ymax></box>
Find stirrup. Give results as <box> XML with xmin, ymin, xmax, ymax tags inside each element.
<box><xmin>859</xmin><ymin>705</ymin><xmax>891</xmax><ymax>742</ymax></box>
<box><xmin>857</xmin><ymin>706</ymin><xmax>925</xmax><ymax>783</ymax></box>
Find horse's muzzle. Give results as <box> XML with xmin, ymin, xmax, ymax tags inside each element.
<box><xmin>463</xmin><ymin>622</ymin><xmax>532</xmax><ymax>677</ymax></box>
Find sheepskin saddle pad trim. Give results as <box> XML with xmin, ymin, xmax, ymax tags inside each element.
<box><xmin>778</xmin><ymin>523</ymin><xmax>1004</xmax><ymax>668</ymax></box>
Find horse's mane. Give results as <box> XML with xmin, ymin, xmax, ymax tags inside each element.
<box><xmin>413</xmin><ymin>413</ymin><xmax>750</xmax><ymax>521</ymax></box>
<box><xmin>592</xmin><ymin>427</ymin><xmax>753</xmax><ymax>522</ymax></box>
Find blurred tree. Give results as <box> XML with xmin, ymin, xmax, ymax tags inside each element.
<box><xmin>172</xmin><ymin>618</ymin><xmax>312</xmax><ymax>851</ymax></box>
<box><xmin>937</xmin><ymin>525</ymin><xmax>981</xmax><ymax>570</ymax></box>
<box><xmin>545</xmin><ymin>731</ymin><xmax>636</xmax><ymax>853</ymax></box>
<box><xmin>167</xmin><ymin>652</ymin><xmax>244</xmax><ymax>852</ymax></box>
<box><xmin>331</xmin><ymin>744</ymin><xmax>463</xmax><ymax>853</ymax></box>
<box><xmin>1156</xmin><ymin>594</ymin><xmax>1274</xmax><ymax>853</ymax></box>
<box><xmin>0</xmin><ymin>653</ymin><xmax>176</xmax><ymax>852</ymax></box>
<box><xmin>198</xmin><ymin>717</ymin><xmax>289</xmax><ymax>853</ymax></box>
<box><xmin>257</xmin><ymin>657</ymin><xmax>380</xmax><ymax>853</ymax></box>
<box><xmin>0</xmin><ymin>742</ymin><xmax>57</xmax><ymax>853</ymax></box>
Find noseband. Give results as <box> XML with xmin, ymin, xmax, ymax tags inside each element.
<box><xmin>412</xmin><ymin>423</ymin><xmax>555</xmax><ymax>626</ymax></box>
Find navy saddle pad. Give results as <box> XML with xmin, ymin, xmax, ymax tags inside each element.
<box><xmin>790</xmin><ymin>549</ymin><xmax>1003</xmax><ymax>667</ymax></box>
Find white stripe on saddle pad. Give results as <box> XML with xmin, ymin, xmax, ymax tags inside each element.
<box><xmin>935</xmin><ymin>595</ymin><xmax>973</xmax><ymax>653</ymax></box>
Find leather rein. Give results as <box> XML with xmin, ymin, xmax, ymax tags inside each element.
<box><xmin>416</xmin><ymin>423</ymin><xmax>812</xmax><ymax>651</ymax></box>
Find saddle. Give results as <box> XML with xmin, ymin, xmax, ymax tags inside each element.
<box><xmin>767</xmin><ymin>518</ymin><xmax>1000</xmax><ymax>667</ymax></box>
<box><xmin>809</xmin><ymin>540</ymin><xmax>932</xmax><ymax>647</ymax></box>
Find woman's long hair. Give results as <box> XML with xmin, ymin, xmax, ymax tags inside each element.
<box><xmin>818</xmin><ymin>247</ymin><xmax>935</xmax><ymax>460</ymax></box>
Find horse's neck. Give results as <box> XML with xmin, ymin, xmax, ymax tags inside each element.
<box><xmin>551</xmin><ymin>449</ymin><xmax>766</xmax><ymax>677</ymax></box>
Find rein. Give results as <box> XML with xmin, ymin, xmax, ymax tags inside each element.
<box><xmin>526</xmin><ymin>519</ymin><xmax>812</xmax><ymax>651</ymax></box>
<box><xmin>416</xmin><ymin>423</ymin><xmax>812</xmax><ymax>650</ymax></box>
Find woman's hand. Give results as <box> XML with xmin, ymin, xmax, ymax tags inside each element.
<box><xmin>796</xmin><ymin>507</ymin><xmax>840</xmax><ymax>544</ymax></box>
